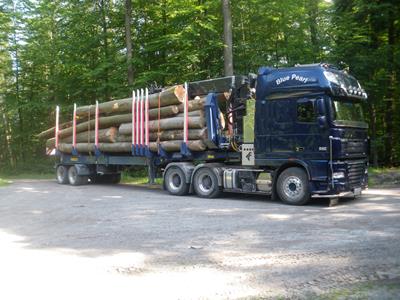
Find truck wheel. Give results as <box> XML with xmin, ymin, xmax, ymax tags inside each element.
<box><xmin>56</xmin><ymin>165</ymin><xmax>69</xmax><ymax>184</ymax></box>
<box><xmin>276</xmin><ymin>167</ymin><xmax>310</xmax><ymax>205</ymax></box>
<box><xmin>164</xmin><ymin>167</ymin><xmax>189</xmax><ymax>196</ymax></box>
<box><xmin>68</xmin><ymin>166</ymin><xmax>88</xmax><ymax>186</ymax></box>
<box><xmin>193</xmin><ymin>168</ymin><xmax>221</xmax><ymax>198</ymax></box>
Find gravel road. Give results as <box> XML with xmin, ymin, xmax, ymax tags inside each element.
<box><xmin>0</xmin><ymin>180</ymin><xmax>399</xmax><ymax>299</ymax></box>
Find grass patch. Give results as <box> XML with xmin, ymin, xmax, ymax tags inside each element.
<box><xmin>121</xmin><ymin>173</ymin><xmax>163</xmax><ymax>185</ymax></box>
<box><xmin>0</xmin><ymin>172</ymin><xmax>54</xmax><ymax>180</ymax></box>
<box><xmin>309</xmin><ymin>280</ymin><xmax>400</xmax><ymax>300</ymax></box>
<box><xmin>368</xmin><ymin>167</ymin><xmax>400</xmax><ymax>187</ymax></box>
<box><xmin>0</xmin><ymin>178</ymin><xmax>11</xmax><ymax>187</ymax></box>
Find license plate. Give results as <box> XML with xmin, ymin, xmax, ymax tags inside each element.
<box><xmin>353</xmin><ymin>187</ymin><xmax>362</xmax><ymax>196</ymax></box>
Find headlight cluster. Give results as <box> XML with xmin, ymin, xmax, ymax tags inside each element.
<box><xmin>333</xmin><ymin>171</ymin><xmax>345</xmax><ymax>179</ymax></box>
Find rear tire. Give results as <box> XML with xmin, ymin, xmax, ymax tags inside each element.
<box><xmin>193</xmin><ymin>168</ymin><xmax>221</xmax><ymax>198</ymax></box>
<box><xmin>56</xmin><ymin>165</ymin><xmax>69</xmax><ymax>184</ymax></box>
<box><xmin>68</xmin><ymin>166</ymin><xmax>88</xmax><ymax>186</ymax></box>
<box><xmin>276</xmin><ymin>167</ymin><xmax>310</xmax><ymax>205</ymax></box>
<box><xmin>164</xmin><ymin>167</ymin><xmax>189</xmax><ymax>196</ymax></box>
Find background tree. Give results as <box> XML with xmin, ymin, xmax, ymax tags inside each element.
<box><xmin>0</xmin><ymin>0</ymin><xmax>399</xmax><ymax>172</ymax></box>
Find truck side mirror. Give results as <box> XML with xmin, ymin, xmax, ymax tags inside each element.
<box><xmin>316</xmin><ymin>98</ymin><xmax>326</xmax><ymax>115</ymax></box>
<box><xmin>318</xmin><ymin>115</ymin><xmax>328</xmax><ymax>128</ymax></box>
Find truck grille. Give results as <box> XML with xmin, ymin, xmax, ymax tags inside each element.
<box><xmin>347</xmin><ymin>161</ymin><xmax>366</xmax><ymax>188</ymax></box>
<box><xmin>344</xmin><ymin>140</ymin><xmax>366</xmax><ymax>154</ymax></box>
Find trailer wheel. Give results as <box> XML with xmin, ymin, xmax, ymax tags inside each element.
<box><xmin>56</xmin><ymin>165</ymin><xmax>69</xmax><ymax>184</ymax></box>
<box><xmin>164</xmin><ymin>167</ymin><xmax>189</xmax><ymax>196</ymax></box>
<box><xmin>276</xmin><ymin>167</ymin><xmax>310</xmax><ymax>205</ymax></box>
<box><xmin>193</xmin><ymin>168</ymin><xmax>221</xmax><ymax>198</ymax></box>
<box><xmin>68</xmin><ymin>166</ymin><xmax>88</xmax><ymax>186</ymax></box>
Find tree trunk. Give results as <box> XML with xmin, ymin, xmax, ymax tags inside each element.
<box><xmin>46</xmin><ymin>127</ymin><xmax>118</xmax><ymax>148</ymax></box>
<box><xmin>149</xmin><ymin>140</ymin><xmax>206</xmax><ymax>152</ymax></box>
<box><xmin>117</xmin><ymin>128</ymin><xmax>207</xmax><ymax>142</ymax></box>
<box><xmin>59</xmin><ymin>113</ymin><xmax>132</xmax><ymax>138</ymax></box>
<box><xmin>384</xmin><ymin>8</ymin><xmax>395</xmax><ymax>166</ymax></box>
<box><xmin>222</xmin><ymin>0</ymin><xmax>233</xmax><ymax>76</ymax></box>
<box><xmin>306</xmin><ymin>0</ymin><xmax>320</xmax><ymax>59</ymax></box>
<box><xmin>125</xmin><ymin>0</ymin><xmax>134</xmax><ymax>86</ymax></box>
<box><xmin>75</xmin><ymin>85</ymin><xmax>185</xmax><ymax>116</ymax></box>
<box><xmin>119</xmin><ymin>116</ymin><xmax>205</xmax><ymax>134</ymax></box>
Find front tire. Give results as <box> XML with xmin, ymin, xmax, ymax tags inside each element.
<box><xmin>193</xmin><ymin>168</ymin><xmax>221</xmax><ymax>198</ymax></box>
<box><xmin>164</xmin><ymin>167</ymin><xmax>189</xmax><ymax>196</ymax></box>
<box><xmin>56</xmin><ymin>165</ymin><xmax>69</xmax><ymax>184</ymax></box>
<box><xmin>276</xmin><ymin>167</ymin><xmax>310</xmax><ymax>205</ymax></box>
<box><xmin>68</xmin><ymin>166</ymin><xmax>88</xmax><ymax>186</ymax></box>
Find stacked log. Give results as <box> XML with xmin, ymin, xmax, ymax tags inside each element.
<box><xmin>40</xmin><ymin>84</ymin><xmax>213</xmax><ymax>154</ymax></box>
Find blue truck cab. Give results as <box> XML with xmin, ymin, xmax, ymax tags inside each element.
<box><xmin>251</xmin><ymin>63</ymin><xmax>368</xmax><ymax>203</ymax></box>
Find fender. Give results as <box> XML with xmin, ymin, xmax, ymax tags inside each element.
<box><xmin>72</xmin><ymin>164</ymin><xmax>93</xmax><ymax>176</ymax></box>
<box><xmin>164</xmin><ymin>162</ymin><xmax>195</xmax><ymax>184</ymax></box>
<box><xmin>274</xmin><ymin>159</ymin><xmax>312</xmax><ymax>180</ymax></box>
<box><xmin>190</xmin><ymin>163</ymin><xmax>225</xmax><ymax>191</ymax></box>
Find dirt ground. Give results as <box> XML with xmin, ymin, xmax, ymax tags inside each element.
<box><xmin>0</xmin><ymin>180</ymin><xmax>399</xmax><ymax>299</ymax></box>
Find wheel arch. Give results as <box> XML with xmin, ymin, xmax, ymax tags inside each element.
<box><xmin>189</xmin><ymin>163</ymin><xmax>224</xmax><ymax>193</ymax></box>
<box><xmin>272</xmin><ymin>160</ymin><xmax>312</xmax><ymax>194</ymax></box>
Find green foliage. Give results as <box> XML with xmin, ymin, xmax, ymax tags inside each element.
<box><xmin>0</xmin><ymin>0</ymin><xmax>399</xmax><ymax>175</ymax></box>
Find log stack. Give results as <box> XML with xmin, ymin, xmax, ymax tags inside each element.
<box><xmin>40</xmin><ymin>85</ymin><xmax>213</xmax><ymax>154</ymax></box>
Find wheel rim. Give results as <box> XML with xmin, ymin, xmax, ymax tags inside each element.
<box><xmin>57</xmin><ymin>167</ymin><xmax>65</xmax><ymax>182</ymax></box>
<box><xmin>168</xmin><ymin>171</ymin><xmax>182</xmax><ymax>191</ymax></box>
<box><xmin>283</xmin><ymin>176</ymin><xmax>303</xmax><ymax>200</ymax></box>
<box><xmin>198</xmin><ymin>173</ymin><xmax>213</xmax><ymax>194</ymax></box>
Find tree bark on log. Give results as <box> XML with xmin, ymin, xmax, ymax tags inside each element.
<box><xmin>176</xmin><ymin>110</ymin><xmax>203</xmax><ymax>118</ymax></box>
<box><xmin>75</xmin><ymin>85</ymin><xmax>185</xmax><ymax>117</ymax></box>
<box><xmin>46</xmin><ymin>127</ymin><xmax>118</xmax><ymax>148</ymax></box>
<box><xmin>58</xmin><ymin>113</ymin><xmax>132</xmax><ymax>138</ymax></box>
<box><xmin>58</xmin><ymin>142</ymin><xmax>132</xmax><ymax>153</ymax></box>
<box><xmin>148</xmin><ymin>105</ymin><xmax>179</xmax><ymax>120</ymax></box>
<box><xmin>119</xmin><ymin>116</ymin><xmax>205</xmax><ymax>135</ymax></box>
<box><xmin>178</xmin><ymin>97</ymin><xmax>205</xmax><ymax>112</ymax></box>
<box><xmin>149</xmin><ymin>140</ymin><xmax>206</xmax><ymax>152</ymax></box>
<box><xmin>117</xmin><ymin>128</ymin><xmax>207</xmax><ymax>142</ymax></box>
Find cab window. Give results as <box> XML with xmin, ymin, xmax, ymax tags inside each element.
<box><xmin>297</xmin><ymin>100</ymin><xmax>316</xmax><ymax>123</ymax></box>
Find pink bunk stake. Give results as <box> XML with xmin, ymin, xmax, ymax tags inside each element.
<box><xmin>72</xmin><ymin>103</ymin><xmax>77</xmax><ymax>148</ymax></box>
<box><xmin>95</xmin><ymin>101</ymin><xmax>99</xmax><ymax>147</ymax></box>
<box><xmin>140</xmin><ymin>88</ymin><xmax>144</xmax><ymax>149</ymax></box>
<box><xmin>145</xmin><ymin>88</ymin><xmax>149</xmax><ymax>147</ymax></box>
<box><xmin>132</xmin><ymin>90</ymin><xmax>136</xmax><ymax>148</ymax></box>
<box><xmin>136</xmin><ymin>89</ymin><xmax>140</xmax><ymax>148</ymax></box>
<box><xmin>55</xmin><ymin>106</ymin><xmax>60</xmax><ymax>149</ymax></box>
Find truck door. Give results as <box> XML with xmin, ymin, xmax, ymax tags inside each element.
<box><xmin>291</xmin><ymin>97</ymin><xmax>328</xmax><ymax>160</ymax></box>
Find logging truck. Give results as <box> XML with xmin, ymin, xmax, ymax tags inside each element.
<box><xmin>46</xmin><ymin>63</ymin><xmax>369</xmax><ymax>205</ymax></box>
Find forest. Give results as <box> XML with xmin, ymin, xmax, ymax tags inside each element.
<box><xmin>0</xmin><ymin>0</ymin><xmax>399</xmax><ymax>172</ymax></box>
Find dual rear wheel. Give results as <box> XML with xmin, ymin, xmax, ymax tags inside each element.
<box><xmin>164</xmin><ymin>166</ymin><xmax>221</xmax><ymax>198</ymax></box>
<box><xmin>56</xmin><ymin>165</ymin><xmax>120</xmax><ymax>186</ymax></box>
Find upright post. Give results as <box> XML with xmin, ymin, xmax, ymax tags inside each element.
<box><xmin>72</xmin><ymin>103</ymin><xmax>78</xmax><ymax>155</ymax></box>
<box><xmin>94</xmin><ymin>100</ymin><xmax>101</xmax><ymax>156</ymax></box>
<box><xmin>55</xmin><ymin>106</ymin><xmax>60</xmax><ymax>149</ymax></box>
<box><xmin>180</xmin><ymin>82</ymin><xmax>191</xmax><ymax>156</ymax></box>
<box><xmin>135</xmin><ymin>89</ymin><xmax>140</xmax><ymax>155</ymax></box>
<box><xmin>140</xmin><ymin>88</ymin><xmax>144</xmax><ymax>155</ymax></box>
<box><xmin>145</xmin><ymin>88</ymin><xmax>150</xmax><ymax>156</ymax></box>
<box><xmin>131</xmin><ymin>90</ymin><xmax>136</xmax><ymax>155</ymax></box>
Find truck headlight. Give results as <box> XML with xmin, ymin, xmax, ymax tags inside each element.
<box><xmin>333</xmin><ymin>172</ymin><xmax>345</xmax><ymax>179</ymax></box>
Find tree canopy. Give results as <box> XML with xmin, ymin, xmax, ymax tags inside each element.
<box><xmin>0</xmin><ymin>0</ymin><xmax>399</xmax><ymax>170</ymax></box>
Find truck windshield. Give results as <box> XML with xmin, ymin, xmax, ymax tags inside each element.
<box><xmin>332</xmin><ymin>99</ymin><xmax>367</xmax><ymax>128</ymax></box>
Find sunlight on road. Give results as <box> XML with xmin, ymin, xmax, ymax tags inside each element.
<box><xmin>0</xmin><ymin>230</ymin><xmax>260</xmax><ymax>300</ymax></box>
